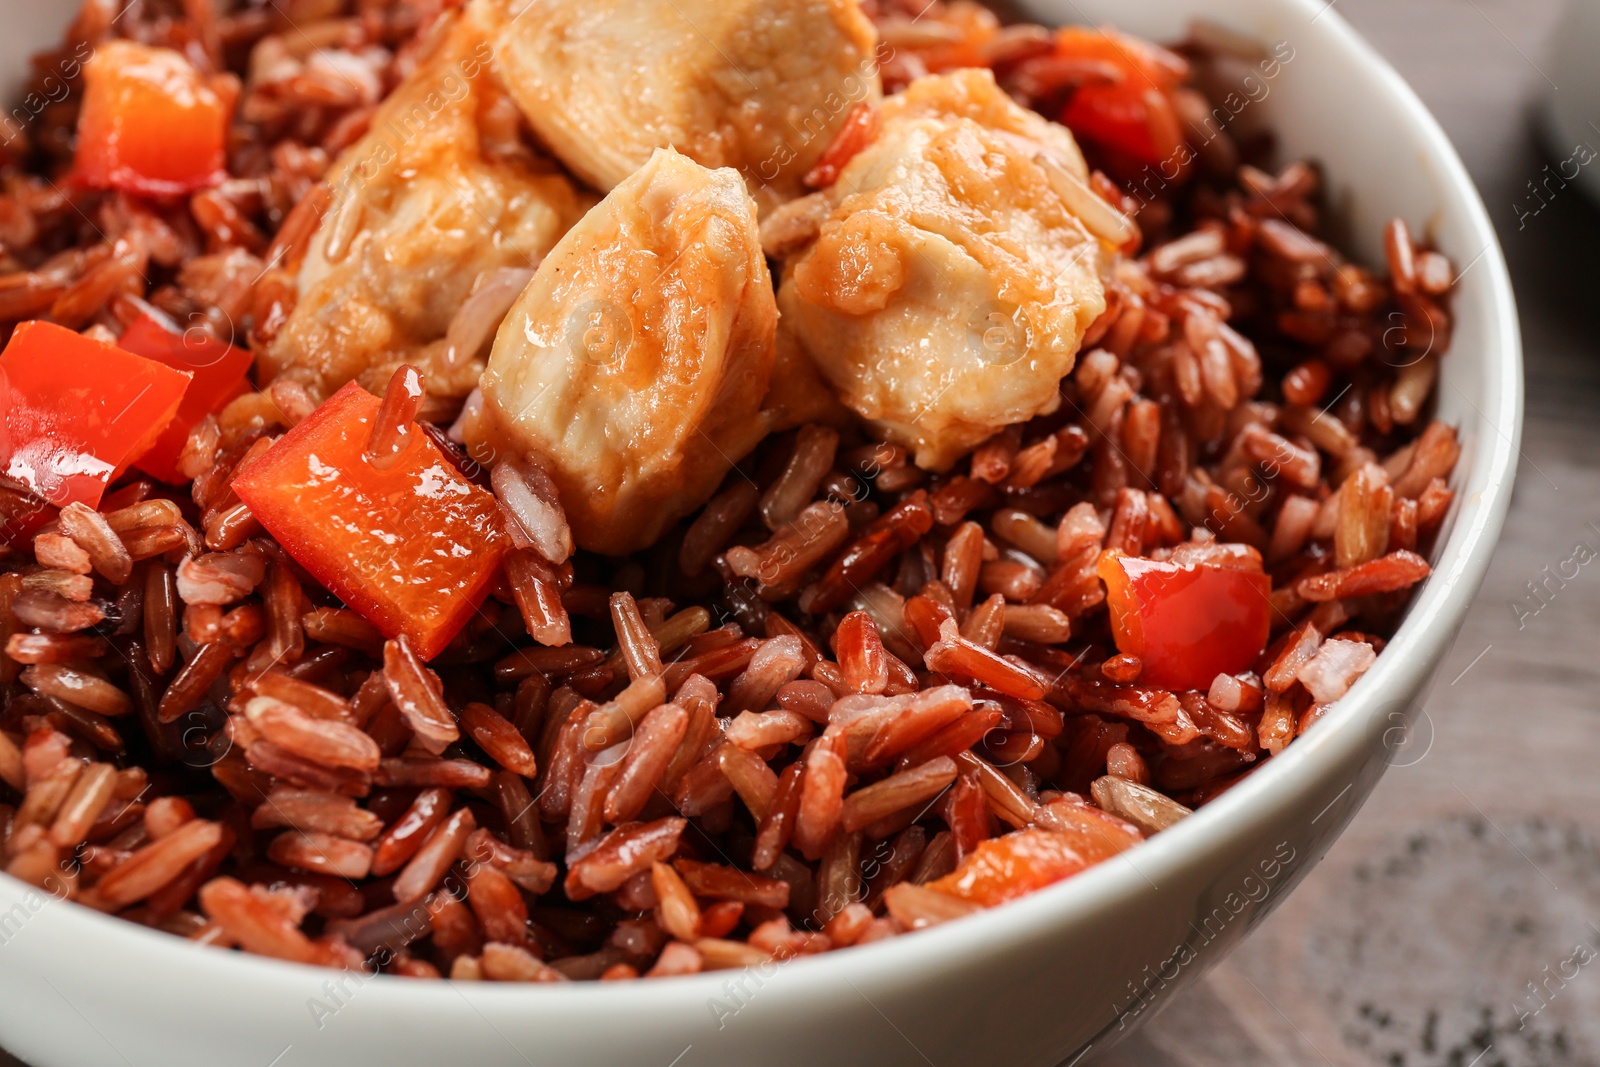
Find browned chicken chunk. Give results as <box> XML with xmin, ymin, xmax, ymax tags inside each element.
<box><xmin>775</xmin><ymin>69</ymin><xmax>1112</xmax><ymax>469</ymax></box>
<box><xmin>260</xmin><ymin>0</ymin><xmax>592</xmax><ymax>401</ymax></box>
<box><xmin>487</xmin><ymin>0</ymin><xmax>882</xmax><ymax>212</ymax></box>
<box><xmin>469</xmin><ymin>148</ymin><xmax>777</xmax><ymax>555</ymax></box>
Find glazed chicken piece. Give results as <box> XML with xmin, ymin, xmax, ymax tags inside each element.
<box><xmin>470</xmin><ymin>148</ymin><xmax>777</xmax><ymax>555</ymax></box>
<box><xmin>259</xmin><ymin>1</ymin><xmax>592</xmax><ymax>401</ymax></box>
<box><xmin>775</xmin><ymin>69</ymin><xmax>1112</xmax><ymax>470</ymax></box>
<box><xmin>764</xmin><ymin>321</ymin><xmax>849</xmax><ymax>431</ymax></box>
<box><xmin>486</xmin><ymin>0</ymin><xmax>882</xmax><ymax>212</ymax></box>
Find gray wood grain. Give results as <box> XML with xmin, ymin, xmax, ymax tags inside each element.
<box><xmin>3</xmin><ymin>3</ymin><xmax>1588</xmax><ymax>1067</ymax></box>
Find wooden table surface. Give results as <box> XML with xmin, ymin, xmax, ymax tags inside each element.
<box><xmin>6</xmin><ymin>1</ymin><xmax>1594</xmax><ymax>1065</ymax></box>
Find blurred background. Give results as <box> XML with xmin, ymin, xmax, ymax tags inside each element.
<box><xmin>2</xmin><ymin>1</ymin><xmax>1595</xmax><ymax>1065</ymax></box>
<box><xmin>1088</xmin><ymin>0</ymin><xmax>1600</xmax><ymax>1064</ymax></box>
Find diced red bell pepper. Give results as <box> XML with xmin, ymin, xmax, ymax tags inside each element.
<box><xmin>73</xmin><ymin>40</ymin><xmax>234</xmax><ymax>197</ymax></box>
<box><xmin>1054</xmin><ymin>26</ymin><xmax>1190</xmax><ymax>91</ymax></box>
<box><xmin>231</xmin><ymin>381</ymin><xmax>507</xmax><ymax>660</ymax></box>
<box><xmin>1060</xmin><ymin>83</ymin><xmax>1159</xmax><ymax>166</ymax></box>
<box><xmin>0</xmin><ymin>320</ymin><xmax>192</xmax><ymax>512</ymax></box>
<box><xmin>118</xmin><ymin>312</ymin><xmax>253</xmax><ymax>484</ymax></box>
<box><xmin>929</xmin><ymin>829</ymin><xmax>1092</xmax><ymax>907</ymax></box>
<box><xmin>1097</xmin><ymin>550</ymin><xmax>1272</xmax><ymax>692</ymax></box>
<box><xmin>1055</xmin><ymin>26</ymin><xmax>1188</xmax><ymax>172</ymax></box>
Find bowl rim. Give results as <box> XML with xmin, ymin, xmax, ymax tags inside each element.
<box><xmin>0</xmin><ymin>0</ymin><xmax>1523</xmax><ymax>1023</ymax></box>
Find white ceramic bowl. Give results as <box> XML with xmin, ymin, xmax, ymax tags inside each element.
<box><xmin>0</xmin><ymin>1</ymin><xmax>1521</xmax><ymax>1064</ymax></box>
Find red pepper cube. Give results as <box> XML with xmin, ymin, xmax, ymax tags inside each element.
<box><xmin>118</xmin><ymin>313</ymin><xmax>253</xmax><ymax>484</ymax></box>
<box><xmin>1060</xmin><ymin>84</ymin><xmax>1157</xmax><ymax>165</ymax></box>
<box><xmin>1053</xmin><ymin>27</ymin><xmax>1190</xmax><ymax>91</ymax></box>
<box><xmin>0</xmin><ymin>319</ymin><xmax>192</xmax><ymax>510</ymax></box>
<box><xmin>73</xmin><ymin>40</ymin><xmax>234</xmax><ymax>197</ymax></box>
<box><xmin>1098</xmin><ymin>551</ymin><xmax>1272</xmax><ymax>692</ymax></box>
<box><xmin>231</xmin><ymin>382</ymin><xmax>508</xmax><ymax>660</ymax></box>
<box><xmin>929</xmin><ymin>829</ymin><xmax>1092</xmax><ymax>907</ymax></box>
<box><xmin>1054</xmin><ymin>27</ymin><xmax>1188</xmax><ymax>174</ymax></box>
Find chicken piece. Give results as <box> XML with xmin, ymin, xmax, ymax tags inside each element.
<box><xmin>260</xmin><ymin>1</ymin><xmax>593</xmax><ymax>401</ymax></box>
<box><xmin>485</xmin><ymin>0</ymin><xmax>882</xmax><ymax>212</ymax></box>
<box><xmin>766</xmin><ymin>321</ymin><xmax>850</xmax><ymax>432</ymax></box>
<box><xmin>470</xmin><ymin>148</ymin><xmax>777</xmax><ymax>555</ymax></box>
<box><xmin>776</xmin><ymin>69</ymin><xmax>1111</xmax><ymax>470</ymax></box>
